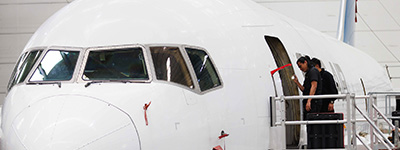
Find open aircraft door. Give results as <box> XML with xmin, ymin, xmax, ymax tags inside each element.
<box><xmin>265</xmin><ymin>36</ymin><xmax>300</xmax><ymax>147</ymax></box>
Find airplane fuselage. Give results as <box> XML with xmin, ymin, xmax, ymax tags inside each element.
<box><xmin>1</xmin><ymin>0</ymin><xmax>392</xmax><ymax>149</ymax></box>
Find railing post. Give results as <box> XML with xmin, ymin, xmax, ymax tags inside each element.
<box><xmin>395</xmin><ymin>120</ymin><xmax>399</xmax><ymax>148</ymax></box>
<box><xmin>351</xmin><ymin>93</ymin><xmax>357</xmax><ymax>149</ymax></box>
<box><xmin>280</xmin><ymin>95</ymin><xmax>286</xmax><ymax>148</ymax></box>
<box><xmin>373</xmin><ymin>95</ymin><xmax>379</xmax><ymax>149</ymax></box>
<box><xmin>386</xmin><ymin>95</ymin><xmax>389</xmax><ymax>118</ymax></box>
<box><xmin>346</xmin><ymin>93</ymin><xmax>352</xmax><ymax>149</ymax></box>
<box><xmin>389</xmin><ymin>95</ymin><xmax>392</xmax><ymax>117</ymax></box>
<box><xmin>276</xmin><ymin>92</ymin><xmax>400</xmax><ymax>150</ymax></box>
<box><xmin>368</xmin><ymin>94</ymin><xmax>374</xmax><ymax>149</ymax></box>
<box><xmin>270</xmin><ymin>96</ymin><xmax>276</xmax><ymax>127</ymax></box>
<box><xmin>300</xmin><ymin>97</ymin><xmax>304</xmax><ymax>121</ymax></box>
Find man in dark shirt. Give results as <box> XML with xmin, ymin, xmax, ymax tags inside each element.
<box><xmin>293</xmin><ymin>56</ymin><xmax>322</xmax><ymax>120</ymax></box>
<box><xmin>311</xmin><ymin>58</ymin><xmax>338</xmax><ymax>112</ymax></box>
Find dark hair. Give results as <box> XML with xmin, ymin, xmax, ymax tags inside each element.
<box><xmin>304</xmin><ymin>55</ymin><xmax>313</xmax><ymax>66</ymax></box>
<box><xmin>297</xmin><ymin>56</ymin><xmax>313</xmax><ymax>69</ymax></box>
<box><xmin>311</xmin><ymin>58</ymin><xmax>321</xmax><ymax>67</ymax></box>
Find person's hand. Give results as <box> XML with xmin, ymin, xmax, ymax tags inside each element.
<box><xmin>292</xmin><ymin>75</ymin><xmax>298</xmax><ymax>83</ymax></box>
<box><xmin>306</xmin><ymin>100</ymin><xmax>311</xmax><ymax>111</ymax></box>
<box><xmin>328</xmin><ymin>103</ymin><xmax>334</xmax><ymax>111</ymax></box>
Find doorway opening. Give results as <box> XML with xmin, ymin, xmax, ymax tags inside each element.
<box><xmin>265</xmin><ymin>35</ymin><xmax>300</xmax><ymax>147</ymax></box>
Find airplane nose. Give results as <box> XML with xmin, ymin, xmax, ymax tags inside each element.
<box><xmin>8</xmin><ymin>95</ymin><xmax>141</xmax><ymax>150</ymax></box>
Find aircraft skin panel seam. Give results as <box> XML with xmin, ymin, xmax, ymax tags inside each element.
<box><xmin>75</xmin><ymin>123</ymin><xmax>134</xmax><ymax>150</ymax></box>
<box><xmin>10</xmin><ymin>94</ymin><xmax>142</xmax><ymax>150</ymax></box>
<box><xmin>49</xmin><ymin>98</ymin><xmax>67</xmax><ymax>145</ymax></box>
<box><xmin>11</xmin><ymin>125</ymin><xmax>29</xmax><ymax>150</ymax></box>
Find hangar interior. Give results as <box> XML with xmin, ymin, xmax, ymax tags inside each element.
<box><xmin>0</xmin><ymin>0</ymin><xmax>399</xmax><ymax>104</ymax></box>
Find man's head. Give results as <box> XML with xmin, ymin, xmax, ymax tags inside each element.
<box><xmin>311</xmin><ymin>58</ymin><xmax>321</xmax><ymax>69</ymax></box>
<box><xmin>296</xmin><ymin>56</ymin><xmax>312</xmax><ymax>72</ymax></box>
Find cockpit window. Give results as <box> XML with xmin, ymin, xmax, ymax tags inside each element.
<box><xmin>83</xmin><ymin>47</ymin><xmax>149</xmax><ymax>80</ymax></box>
<box><xmin>150</xmin><ymin>46</ymin><xmax>193</xmax><ymax>88</ymax></box>
<box><xmin>185</xmin><ymin>48</ymin><xmax>221</xmax><ymax>91</ymax></box>
<box><xmin>7</xmin><ymin>52</ymin><xmax>27</xmax><ymax>90</ymax></box>
<box><xmin>30</xmin><ymin>50</ymin><xmax>80</xmax><ymax>81</ymax></box>
<box><xmin>7</xmin><ymin>50</ymin><xmax>43</xmax><ymax>90</ymax></box>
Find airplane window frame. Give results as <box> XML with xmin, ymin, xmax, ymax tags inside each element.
<box><xmin>148</xmin><ymin>45</ymin><xmax>195</xmax><ymax>89</ymax></box>
<box><xmin>8</xmin><ymin>44</ymin><xmax>223</xmax><ymax>94</ymax></box>
<box><xmin>7</xmin><ymin>51</ymin><xmax>28</xmax><ymax>91</ymax></box>
<box><xmin>7</xmin><ymin>48</ymin><xmax>46</xmax><ymax>90</ymax></box>
<box><xmin>29</xmin><ymin>49</ymin><xmax>81</xmax><ymax>82</ymax></box>
<box><xmin>144</xmin><ymin>44</ymin><xmax>223</xmax><ymax>94</ymax></box>
<box><xmin>26</xmin><ymin>47</ymin><xmax>84</xmax><ymax>84</ymax></box>
<box><xmin>184</xmin><ymin>46</ymin><xmax>222</xmax><ymax>93</ymax></box>
<box><xmin>79</xmin><ymin>45</ymin><xmax>152</xmax><ymax>83</ymax></box>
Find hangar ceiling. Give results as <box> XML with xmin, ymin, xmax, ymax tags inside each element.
<box><xmin>0</xmin><ymin>0</ymin><xmax>399</xmax><ymax>104</ymax></box>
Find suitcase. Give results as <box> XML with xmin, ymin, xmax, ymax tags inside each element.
<box><xmin>306</xmin><ymin>113</ymin><xmax>344</xmax><ymax>149</ymax></box>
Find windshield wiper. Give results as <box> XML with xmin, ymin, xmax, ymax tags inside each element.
<box><xmin>112</xmin><ymin>80</ymin><xmax>134</xmax><ymax>83</ymax></box>
<box><xmin>84</xmin><ymin>81</ymin><xmax>104</xmax><ymax>88</ymax></box>
<box><xmin>27</xmin><ymin>82</ymin><xmax>62</xmax><ymax>88</ymax></box>
<box><xmin>84</xmin><ymin>80</ymin><xmax>135</xmax><ymax>88</ymax></box>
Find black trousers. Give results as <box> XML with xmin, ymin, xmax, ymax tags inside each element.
<box><xmin>320</xmin><ymin>99</ymin><xmax>335</xmax><ymax>113</ymax></box>
<box><xmin>303</xmin><ymin>99</ymin><xmax>322</xmax><ymax>120</ymax></box>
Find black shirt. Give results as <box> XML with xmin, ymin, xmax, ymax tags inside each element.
<box><xmin>303</xmin><ymin>67</ymin><xmax>322</xmax><ymax>96</ymax></box>
<box><xmin>320</xmin><ymin>68</ymin><xmax>338</xmax><ymax>101</ymax></box>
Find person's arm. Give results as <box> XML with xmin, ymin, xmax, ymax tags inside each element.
<box><xmin>306</xmin><ymin>81</ymin><xmax>317</xmax><ymax>111</ymax></box>
<box><xmin>293</xmin><ymin>75</ymin><xmax>304</xmax><ymax>92</ymax></box>
<box><xmin>328</xmin><ymin>103</ymin><xmax>334</xmax><ymax>111</ymax></box>
<box><xmin>325</xmin><ymin>73</ymin><xmax>338</xmax><ymax>111</ymax></box>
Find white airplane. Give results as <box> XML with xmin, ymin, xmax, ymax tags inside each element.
<box><xmin>0</xmin><ymin>0</ymin><xmax>393</xmax><ymax>149</ymax></box>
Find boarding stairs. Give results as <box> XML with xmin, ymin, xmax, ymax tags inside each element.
<box><xmin>270</xmin><ymin>92</ymin><xmax>400</xmax><ymax>150</ymax></box>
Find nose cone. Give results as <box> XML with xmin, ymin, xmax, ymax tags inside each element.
<box><xmin>7</xmin><ymin>95</ymin><xmax>140</xmax><ymax>150</ymax></box>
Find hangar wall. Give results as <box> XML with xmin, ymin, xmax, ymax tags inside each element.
<box><xmin>0</xmin><ymin>0</ymin><xmax>399</xmax><ymax>104</ymax></box>
<box><xmin>0</xmin><ymin>1</ymin><xmax>71</xmax><ymax>103</ymax></box>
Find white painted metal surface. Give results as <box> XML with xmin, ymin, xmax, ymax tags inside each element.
<box><xmin>0</xmin><ymin>0</ymin><xmax>395</xmax><ymax>149</ymax></box>
<box><xmin>1</xmin><ymin>0</ymin><xmax>399</xmax><ymax>103</ymax></box>
<box><xmin>257</xmin><ymin>0</ymin><xmax>400</xmax><ymax>90</ymax></box>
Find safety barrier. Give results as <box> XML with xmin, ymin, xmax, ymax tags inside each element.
<box><xmin>270</xmin><ymin>92</ymin><xmax>400</xmax><ymax>150</ymax></box>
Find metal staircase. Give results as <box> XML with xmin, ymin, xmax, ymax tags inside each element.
<box><xmin>270</xmin><ymin>92</ymin><xmax>400</xmax><ymax>150</ymax></box>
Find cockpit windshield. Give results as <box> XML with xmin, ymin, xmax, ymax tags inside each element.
<box><xmin>7</xmin><ymin>50</ymin><xmax>43</xmax><ymax>90</ymax></box>
<box><xmin>7</xmin><ymin>45</ymin><xmax>221</xmax><ymax>93</ymax></box>
<box><xmin>30</xmin><ymin>50</ymin><xmax>80</xmax><ymax>81</ymax></box>
<box><xmin>83</xmin><ymin>47</ymin><xmax>148</xmax><ymax>81</ymax></box>
<box><xmin>150</xmin><ymin>46</ymin><xmax>194</xmax><ymax>88</ymax></box>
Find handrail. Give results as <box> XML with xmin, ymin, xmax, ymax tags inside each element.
<box><xmin>272</xmin><ymin>94</ymin><xmax>375</xmax><ymax>100</ymax></box>
<box><xmin>367</xmin><ymin>91</ymin><xmax>400</xmax><ymax>95</ymax></box>
<box><xmin>355</xmin><ymin>105</ymin><xmax>395</xmax><ymax>148</ymax></box>
<box><xmin>372</xmin><ymin>104</ymin><xmax>395</xmax><ymax>129</ymax></box>
<box><xmin>356</xmin><ymin>134</ymin><xmax>372</xmax><ymax>150</ymax></box>
<box><xmin>272</xmin><ymin>94</ymin><xmax>348</xmax><ymax>100</ymax></box>
<box><xmin>270</xmin><ymin>93</ymin><xmax>356</xmax><ymax>149</ymax></box>
<box><xmin>283</xmin><ymin>120</ymin><xmax>347</xmax><ymax>125</ymax></box>
<box><xmin>372</xmin><ymin>130</ymin><xmax>392</xmax><ymax>150</ymax></box>
<box><xmin>270</xmin><ymin>92</ymin><xmax>399</xmax><ymax>150</ymax></box>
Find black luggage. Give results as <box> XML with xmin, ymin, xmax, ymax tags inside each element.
<box><xmin>306</xmin><ymin>113</ymin><xmax>344</xmax><ymax>149</ymax></box>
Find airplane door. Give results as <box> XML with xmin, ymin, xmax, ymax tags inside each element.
<box><xmin>265</xmin><ymin>35</ymin><xmax>300</xmax><ymax>147</ymax></box>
